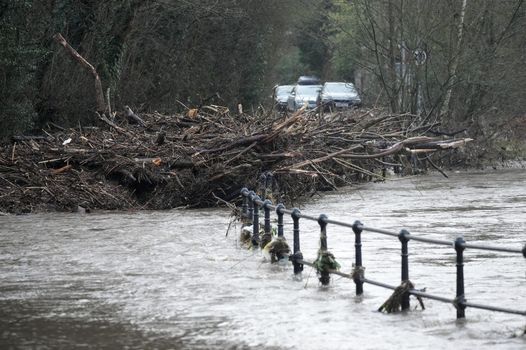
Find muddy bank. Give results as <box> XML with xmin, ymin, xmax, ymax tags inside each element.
<box><xmin>0</xmin><ymin>107</ymin><xmax>472</xmax><ymax>214</ymax></box>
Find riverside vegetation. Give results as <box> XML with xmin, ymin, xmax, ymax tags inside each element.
<box><xmin>1</xmin><ymin>1</ymin><xmax>525</xmax><ymax>212</ymax></box>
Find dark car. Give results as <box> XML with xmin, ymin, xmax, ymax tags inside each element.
<box><xmin>273</xmin><ymin>84</ymin><xmax>294</xmax><ymax>111</ymax></box>
<box><xmin>297</xmin><ymin>75</ymin><xmax>321</xmax><ymax>85</ymax></box>
<box><xmin>318</xmin><ymin>82</ymin><xmax>362</xmax><ymax>110</ymax></box>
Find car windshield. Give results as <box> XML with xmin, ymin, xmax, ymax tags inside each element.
<box><xmin>324</xmin><ymin>83</ymin><xmax>357</xmax><ymax>94</ymax></box>
<box><xmin>296</xmin><ymin>85</ymin><xmax>321</xmax><ymax>96</ymax></box>
<box><xmin>276</xmin><ymin>85</ymin><xmax>293</xmax><ymax>97</ymax></box>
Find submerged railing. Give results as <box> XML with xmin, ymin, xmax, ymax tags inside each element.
<box><xmin>239</xmin><ymin>188</ymin><xmax>526</xmax><ymax>319</ymax></box>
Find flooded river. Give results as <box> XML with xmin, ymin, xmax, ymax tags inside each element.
<box><xmin>1</xmin><ymin>169</ymin><xmax>524</xmax><ymax>349</ymax></box>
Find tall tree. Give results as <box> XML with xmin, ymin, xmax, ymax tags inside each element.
<box><xmin>0</xmin><ymin>0</ymin><xmax>42</xmax><ymax>139</ymax></box>
<box><xmin>440</xmin><ymin>0</ymin><xmax>468</xmax><ymax>118</ymax></box>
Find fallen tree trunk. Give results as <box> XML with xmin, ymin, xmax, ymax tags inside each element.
<box><xmin>340</xmin><ymin>136</ymin><xmax>436</xmax><ymax>159</ymax></box>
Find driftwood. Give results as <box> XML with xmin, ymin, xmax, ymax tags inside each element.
<box><xmin>51</xmin><ymin>164</ymin><xmax>72</xmax><ymax>175</ymax></box>
<box><xmin>0</xmin><ymin>106</ymin><xmax>473</xmax><ymax>213</ymax></box>
<box><xmin>124</xmin><ymin>106</ymin><xmax>146</xmax><ymax>127</ymax></box>
<box><xmin>97</xmin><ymin>112</ymin><xmax>130</xmax><ymax>135</ymax></box>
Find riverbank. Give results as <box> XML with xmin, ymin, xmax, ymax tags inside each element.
<box><xmin>0</xmin><ymin>107</ymin><xmax>474</xmax><ymax>214</ymax></box>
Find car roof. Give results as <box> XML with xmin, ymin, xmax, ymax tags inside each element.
<box><xmin>324</xmin><ymin>82</ymin><xmax>355</xmax><ymax>86</ymax></box>
<box><xmin>297</xmin><ymin>76</ymin><xmax>321</xmax><ymax>85</ymax></box>
<box><xmin>323</xmin><ymin>82</ymin><xmax>357</xmax><ymax>90</ymax></box>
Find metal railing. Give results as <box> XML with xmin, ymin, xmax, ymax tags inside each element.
<box><xmin>239</xmin><ymin>188</ymin><xmax>526</xmax><ymax>319</ymax></box>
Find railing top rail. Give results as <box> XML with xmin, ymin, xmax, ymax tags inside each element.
<box><xmin>461</xmin><ymin>242</ymin><xmax>522</xmax><ymax>254</ymax></box>
<box><xmin>240</xmin><ymin>188</ymin><xmax>526</xmax><ymax>256</ymax></box>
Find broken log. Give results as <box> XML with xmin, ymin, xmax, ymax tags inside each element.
<box><xmin>51</xmin><ymin>164</ymin><xmax>72</xmax><ymax>175</ymax></box>
<box><xmin>409</xmin><ymin>138</ymin><xmax>473</xmax><ymax>150</ymax></box>
<box><xmin>124</xmin><ymin>106</ymin><xmax>146</xmax><ymax>127</ymax></box>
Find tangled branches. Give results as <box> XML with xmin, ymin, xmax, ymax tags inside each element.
<box><xmin>0</xmin><ymin>105</ymin><xmax>472</xmax><ymax>213</ymax></box>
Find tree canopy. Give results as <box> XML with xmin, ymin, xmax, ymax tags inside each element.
<box><xmin>1</xmin><ymin>0</ymin><xmax>525</xmax><ymax>150</ymax></box>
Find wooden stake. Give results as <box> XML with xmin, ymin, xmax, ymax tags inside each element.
<box><xmin>11</xmin><ymin>142</ymin><xmax>16</xmax><ymax>162</ymax></box>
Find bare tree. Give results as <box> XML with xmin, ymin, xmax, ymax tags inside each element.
<box><xmin>440</xmin><ymin>0</ymin><xmax>468</xmax><ymax>118</ymax></box>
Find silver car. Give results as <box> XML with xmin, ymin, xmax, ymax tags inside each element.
<box><xmin>318</xmin><ymin>82</ymin><xmax>362</xmax><ymax>110</ymax></box>
<box><xmin>287</xmin><ymin>84</ymin><xmax>322</xmax><ymax>111</ymax></box>
<box><xmin>273</xmin><ymin>85</ymin><xmax>294</xmax><ymax>111</ymax></box>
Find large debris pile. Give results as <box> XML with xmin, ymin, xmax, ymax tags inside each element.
<box><xmin>0</xmin><ymin>106</ymin><xmax>472</xmax><ymax>213</ymax></box>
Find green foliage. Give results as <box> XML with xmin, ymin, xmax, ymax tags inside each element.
<box><xmin>313</xmin><ymin>249</ymin><xmax>340</xmax><ymax>285</ymax></box>
<box><xmin>273</xmin><ymin>47</ymin><xmax>308</xmax><ymax>85</ymax></box>
<box><xmin>293</xmin><ymin>0</ymin><xmax>335</xmax><ymax>77</ymax></box>
<box><xmin>0</xmin><ymin>0</ymin><xmax>300</xmax><ymax>138</ymax></box>
<box><xmin>0</xmin><ymin>0</ymin><xmax>41</xmax><ymax>140</ymax></box>
<box><xmin>116</xmin><ymin>0</ymin><xmax>298</xmax><ymax>110</ymax></box>
<box><xmin>2</xmin><ymin>0</ymin><xmax>524</xmax><ymax>154</ymax></box>
<box><xmin>313</xmin><ymin>250</ymin><xmax>340</xmax><ymax>272</ymax></box>
<box><xmin>328</xmin><ymin>2</ymin><xmax>359</xmax><ymax>81</ymax></box>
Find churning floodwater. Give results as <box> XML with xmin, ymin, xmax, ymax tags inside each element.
<box><xmin>0</xmin><ymin>169</ymin><xmax>525</xmax><ymax>349</ymax></box>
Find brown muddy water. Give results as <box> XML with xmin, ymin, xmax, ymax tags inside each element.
<box><xmin>0</xmin><ymin>169</ymin><xmax>524</xmax><ymax>349</ymax></box>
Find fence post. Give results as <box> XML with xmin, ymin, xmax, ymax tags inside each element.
<box><xmin>247</xmin><ymin>191</ymin><xmax>255</xmax><ymax>222</ymax></box>
<box><xmin>276</xmin><ymin>204</ymin><xmax>285</xmax><ymax>237</ymax></box>
<box><xmin>318</xmin><ymin>214</ymin><xmax>330</xmax><ymax>285</ymax></box>
<box><xmin>263</xmin><ymin>200</ymin><xmax>272</xmax><ymax>234</ymax></box>
<box><xmin>399</xmin><ymin>229</ymin><xmax>410</xmax><ymax>311</ymax></box>
<box><xmin>352</xmin><ymin>220</ymin><xmax>364</xmax><ymax>295</ymax></box>
<box><xmin>251</xmin><ymin>194</ymin><xmax>261</xmax><ymax>248</ymax></box>
<box><xmin>241</xmin><ymin>188</ymin><xmax>249</xmax><ymax>218</ymax></box>
<box><xmin>454</xmin><ymin>236</ymin><xmax>466</xmax><ymax>319</ymax></box>
<box><xmin>259</xmin><ymin>199</ymin><xmax>273</xmax><ymax>249</ymax></box>
<box><xmin>291</xmin><ymin>208</ymin><xmax>303</xmax><ymax>275</ymax></box>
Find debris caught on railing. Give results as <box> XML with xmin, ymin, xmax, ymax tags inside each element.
<box><xmin>262</xmin><ymin>236</ymin><xmax>291</xmax><ymax>263</ymax></box>
<box><xmin>378</xmin><ymin>281</ymin><xmax>413</xmax><ymax>313</ymax></box>
<box><xmin>350</xmin><ymin>264</ymin><xmax>365</xmax><ymax>282</ymax></box>
<box><xmin>313</xmin><ymin>250</ymin><xmax>341</xmax><ymax>285</ymax></box>
<box><xmin>236</xmin><ymin>187</ymin><xmax>526</xmax><ymax>324</ymax></box>
<box><xmin>378</xmin><ymin>280</ymin><xmax>425</xmax><ymax>313</ymax></box>
<box><xmin>239</xmin><ymin>225</ymin><xmax>252</xmax><ymax>249</ymax></box>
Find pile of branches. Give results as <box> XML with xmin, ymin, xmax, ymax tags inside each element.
<box><xmin>0</xmin><ymin>105</ymin><xmax>472</xmax><ymax>213</ymax></box>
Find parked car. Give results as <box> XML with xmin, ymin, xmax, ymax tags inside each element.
<box><xmin>273</xmin><ymin>84</ymin><xmax>294</xmax><ymax>111</ymax></box>
<box><xmin>287</xmin><ymin>84</ymin><xmax>322</xmax><ymax>111</ymax></box>
<box><xmin>297</xmin><ymin>75</ymin><xmax>321</xmax><ymax>85</ymax></box>
<box><xmin>318</xmin><ymin>82</ymin><xmax>362</xmax><ymax>110</ymax></box>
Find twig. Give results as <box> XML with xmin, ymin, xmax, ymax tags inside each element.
<box><xmin>425</xmin><ymin>155</ymin><xmax>449</xmax><ymax>178</ymax></box>
<box><xmin>224</xmin><ymin>141</ymin><xmax>258</xmax><ymax>166</ymax></box>
<box><xmin>11</xmin><ymin>142</ymin><xmax>16</xmax><ymax>162</ymax></box>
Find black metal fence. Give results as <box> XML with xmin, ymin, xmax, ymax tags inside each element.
<box><xmin>239</xmin><ymin>187</ymin><xmax>526</xmax><ymax>319</ymax></box>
